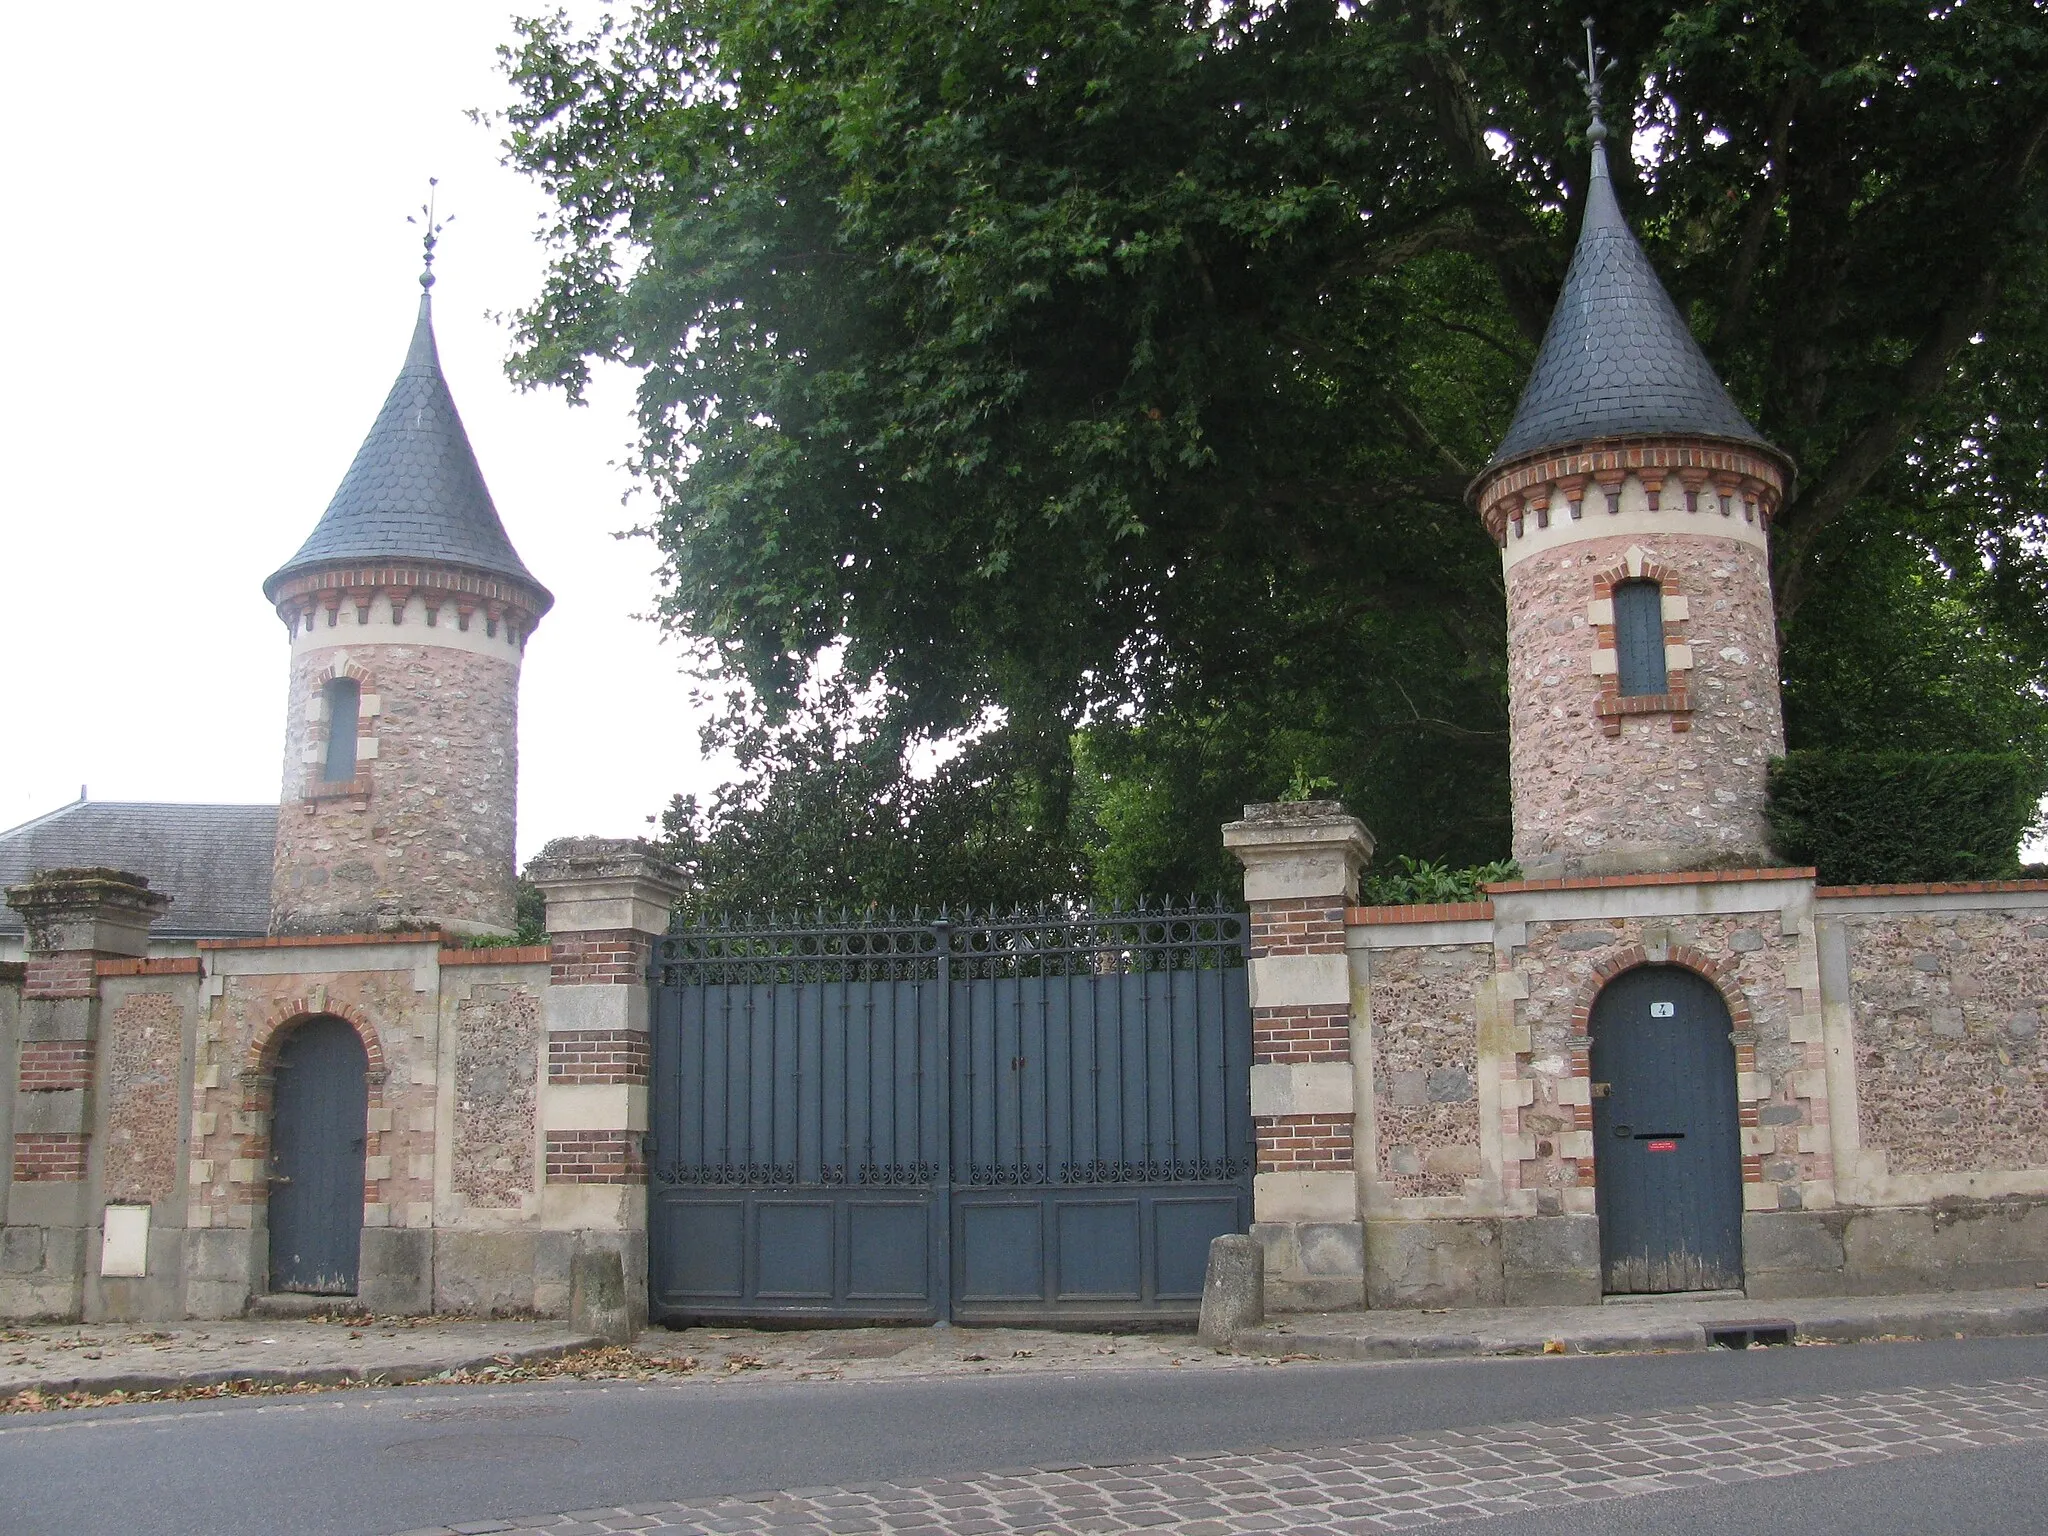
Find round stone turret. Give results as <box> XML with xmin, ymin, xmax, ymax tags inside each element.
<box><xmin>262</xmin><ymin>282</ymin><xmax>552</xmax><ymax>936</ymax></box>
<box><xmin>1469</xmin><ymin>125</ymin><xmax>1794</xmax><ymax>880</ymax></box>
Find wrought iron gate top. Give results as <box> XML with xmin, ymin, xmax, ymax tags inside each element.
<box><xmin>652</xmin><ymin>899</ymin><xmax>1248</xmax><ymax>987</ymax></box>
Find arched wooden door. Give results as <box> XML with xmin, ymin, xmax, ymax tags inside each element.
<box><xmin>1589</xmin><ymin>965</ymin><xmax>1743</xmax><ymax>1294</ymax></box>
<box><xmin>268</xmin><ymin>1016</ymin><xmax>369</xmax><ymax>1295</ymax></box>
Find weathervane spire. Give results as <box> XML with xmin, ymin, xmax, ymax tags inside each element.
<box><xmin>1573</xmin><ymin>16</ymin><xmax>1610</xmax><ymax>145</ymax></box>
<box><xmin>407</xmin><ymin>177</ymin><xmax>453</xmax><ymax>292</ymax></box>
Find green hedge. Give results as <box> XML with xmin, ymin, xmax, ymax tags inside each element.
<box><xmin>1765</xmin><ymin>750</ymin><xmax>2044</xmax><ymax>885</ymax></box>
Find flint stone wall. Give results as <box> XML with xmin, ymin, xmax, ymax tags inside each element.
<box><xmin>1505</xmin><ymin>531</ymin><xmax>1782</xmax><ymax>877</ymax></box>
<box><xmin>1844</xmin><ymin>911</ymin><xmax>2048</xmax><ymax>1177</ymax></box>
<box><xmin>1366</xmin><ymin>945</ymin><xmax>1489</xmax><ymax>1198</ymax></box>
<box><xmin>270</xmin><ymin>639</ymin><xmax>521</xmax><ymax>936</ymax></box>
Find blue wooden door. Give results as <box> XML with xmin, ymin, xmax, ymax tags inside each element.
<box><xmin>1590</xmin><ymin>966</ymin><xmax>1743</xmax><ymax>1293</ymax></box>
<box><xmin>268</xmin><ymin>1016</ymin><xmax>368</xmax><ymax>1295</ymax></box>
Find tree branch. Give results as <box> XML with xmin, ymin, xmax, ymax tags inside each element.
<box><xmin>1716</xmin><ymin>80</ymin><xmax>1803</xmax><ymax>351</ymax></box>
<box><xmin>1775</xmin><ymin>106</ymin><xmax>2048</xmax><ymax>622</ymax></box>
<box><xmin>1402</xmin><ymin>0</ymin><xmax>1557</xmax><ymax>345</ymax></box>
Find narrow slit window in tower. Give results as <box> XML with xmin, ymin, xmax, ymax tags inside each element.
<box><xmin>1613</xmin><ymin>580</ymin><xmax>1668</xmax><ymax>697</ymax></box>
<box><xmin>323</xmin><ymin>678</ymin><xmax>360</xmax><ymax>782</ymax></box>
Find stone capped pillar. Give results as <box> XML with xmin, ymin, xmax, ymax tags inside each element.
<box><xmin>527</xmin><ymin>836</ymin><xmax>686</xmax><ymax>1333</ymax></box>
<box><xmin>1223</xmin><ymin>802</ymin><xmax>1373</xmax><ymax>1310</ymax></box>
<box><xmin>2</xmin><ymin>868</ymin><xmax>169</xmax><ymax>1319</ymax></box>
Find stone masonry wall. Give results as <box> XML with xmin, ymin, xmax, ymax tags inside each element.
<box><xmin>270</xmin><ymin>638</ymin><xmax>521</xmax><ymax>936</ymax></box>
<box><xmin>1504</xmin><ymin>906</ymin><xmax>1825</xmax><ymax>1216</ymax></box>
<box><xmin>450</xmin><ymin>984</ymin><xmax>541</xmax><ymax>1211</ymax></box>
<box><xmin>1842</xmin><ymin>910</ymin><xmax>2048</xmax><ymax>1177</ymax></box>
<box><xmin>1366</xmin><ymin>945</ymin><xmax>1489</xmax><ymax>1198</ymax></box>
<box><xmin>100</xmin><ymin>991</ymin><xmax>184</xmax><ymax>1204</ymax></box>
<box><xmin>1505</xmin><ymin>531</ymin><xmax>1783</xmax><ymax>877</ymax></box>
<box><xmin>189</xmin><ymin>954</ymin><xmax>438</xmax><ymax>1238</ymax></box>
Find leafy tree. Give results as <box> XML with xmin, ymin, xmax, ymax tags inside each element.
<box><xmin>500</xmin><ymin>0</ymin><xmax>2048</xmax><ymax>904</ymax></box>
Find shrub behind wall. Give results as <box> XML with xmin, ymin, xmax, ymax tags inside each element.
<box><xmin>1766</xmin><ymin>751</ymin><xmax>2043</xmax><ymax>885</ymax></box>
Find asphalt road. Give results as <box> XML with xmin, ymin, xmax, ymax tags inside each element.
<box><xmin>4</xmin><ymin>1333</ymin><xmax>2047</xmax><ymax>1536</ymax></box>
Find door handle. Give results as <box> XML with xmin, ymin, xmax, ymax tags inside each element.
<box><xmin>268</xmin><ymin>1174</ymin><xmax>293</xmax><ymax>1185</ymax></box>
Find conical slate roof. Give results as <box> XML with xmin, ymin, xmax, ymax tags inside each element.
<box><xmin>1488</xmin><ymin>137</ymin><xmax>1772</xmax><ymax>468</ymax></box>
<box><xmin>265</xmin><ymin>290</ymin><xmax>549</xmax><ymax>604</ymax></box>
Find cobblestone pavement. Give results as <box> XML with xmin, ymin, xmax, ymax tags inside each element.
<box><xmin>394</xmin><ymin>1375</ymin><xmax>2048</xmax><ymax>1536</ymax></box>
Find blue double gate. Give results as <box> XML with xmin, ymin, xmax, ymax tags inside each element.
<box><xmin>646</xmin><ymin>905</ymin><xmax>1253</xmax><ymax>1325</ymax></box>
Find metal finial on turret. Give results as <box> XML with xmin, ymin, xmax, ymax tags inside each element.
<box><xmin>1572</xmin><ymin>17</ymin><xmax>1611</xmax><ymax>144</ymax></box>
<box><xmin>407</xmin><ymin>177</ymin><xmax>453</xmax><ymax>292</ymax></box>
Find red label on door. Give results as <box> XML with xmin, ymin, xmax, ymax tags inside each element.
<box><xmin>1645</xmin><ymin>1139</ymin><xmax>1679</xmax><ymax>1152</ymax></box>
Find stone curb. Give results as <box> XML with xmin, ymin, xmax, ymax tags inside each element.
<box><xmin>1232</xmin><ymin>1296</ymin><xmax>2048</xmax><ymax>1362</ymax></box>
<box><xmin>3</xmin><ymin>1334</ymin><xmax>605</xmax><ymax>1402</ymax></box>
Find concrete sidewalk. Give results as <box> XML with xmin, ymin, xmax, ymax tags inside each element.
<box><xmin>0</xmin><ymin>1319</ymin><xmax>601</xmax><ymax>1403</ymax></box>
<box><xmin>8</xmin><ymin>1284</ymin><xmax>2048</xmax><ymax>1410</ymax></box>
<box><xmin>1235</xmin><ymin>1285</ymin><xmax>2048</xmax><ymax>1360</ymax></box>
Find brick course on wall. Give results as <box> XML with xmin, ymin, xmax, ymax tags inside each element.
<box><xmin>1843</xmin><ymin>911</ymin><xmax>2048</xmax><ymax>1177</ymax></box>
<box><xmin>1249</xmin><ymin>900</ymin><xmax>1347</xmax><ymax>957</ymax></box>
<box><xmin>545</xmin><ymin>1129</ymin><xmax>644</xmax><ymax>1184</ymax></box>
<box><xmin>1504</xmin><ymin>532</ymin><xmax>1782</xmax><ymax>876</ymax></box>
<box><xmin>1254</xmin><ymin>1112</ymin><xmax>1353</xmax><ymax>1173</ymax></box>
<box><xmin>270</xmin><ymin>638</ymin><xmax>522</xmax><ymax>936</ymax></box>
<box><xmin>17</xmin><ymin>1040</ymin><xmax>94</xmax><ymax>1091</ymax></box>
<box><xmin>23</xmin><ymin>954</ymin><xmax>96</xmax><ymax>999</ymax></box>
<box><xmin>13</xmin><ymin>1133</ymin><xmax>87</xmax><ymax>1182</ymax></box>
<box><xmin>548</xmin><ymin>931</ymin><xmax>653</xmax><ymax>987</ymax></box>
<box><xmin>548</xmin><ymin>1030</ymin><xmax>651</xmax><ymax>1085</ymax></box>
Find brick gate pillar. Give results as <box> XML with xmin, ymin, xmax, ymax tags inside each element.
<box><xmin>1223</xmin><ymin>803</ymin><xmax>1373</xmax><ymax>1311</ymax></box>
<box><xmin>2</xmin><ymin>868</ymin><xmax>169</xmax><ymax>1320</ymax></box>
<box><xmin>526</xmin><ymin>837</ymin><xmax>685</xmax><ymax>1334</ymax></box>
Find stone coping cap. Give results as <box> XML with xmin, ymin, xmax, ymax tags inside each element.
<box><xmin>1817</xmin><ymin>879</ymin><xmax>2048</xmax><ymax>899</ymax></box>
<box><xmin>527</xmin><ymin>835</ymin><xmax>686</xmax><ymax>889</ymax></box>
<box><xmin>440</xmin><ymin>943</ymin><xmax>551</xmax><ymax>966</ymax></box>
<box><xmin>198</xmin><ymin>930</ymin><xmax>446</xmax><ymax>951</ymax></box>
<box><xmin>5</xmin><ymin>866</ymin><xmax>172</xmax><ymax>913</ymax></box>
<box><xmin>1348</xmin><ymin>901</ymin><xmax>1495</xmax><ymax>925</ymax></box>
<box><xmin>1485</xmin><ymin>867</ymin><xmax>1817</xmax><ymax>894</ymax></box>
<box><xmin>95</xmin><ymin>957</ymin><xmax>203</xmax><ymax>977</ymax></box>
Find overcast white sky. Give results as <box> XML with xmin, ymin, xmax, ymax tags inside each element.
<box><xmin>1</xmin><ymin>2</ymin><xmax>728</xmax><ymax>862</ymax></box>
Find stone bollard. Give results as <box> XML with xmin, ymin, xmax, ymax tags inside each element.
<box><xmin>1198</xmin><ymin>1233</ymin><xmax>1264</xmax><ymax>1347</ymax></box>
<box><xmin>570</xmin><ymin>1249</ymin><xmax>632</xmax><ymax>1344</ymax></box>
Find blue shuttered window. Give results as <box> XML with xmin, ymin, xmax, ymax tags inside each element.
<box><xmin>1613</xmin><ymin>580</ymin><xmax>1669</xmax><ymax>697</ymax></box>
<box><xmin>322</xmin><ymin>679</ymin><xmax>360</xmax><ymax>782</ymax></box>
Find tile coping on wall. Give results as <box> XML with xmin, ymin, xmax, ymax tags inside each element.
<box><xmin>94</xmin><ymin>957</ymin><xmax>203</xmax><ymax>977</ymax></box>
<box><xmin>1482</xmin><ymin>867</ymin><xmax>1817</xmax><ymax>894</ymax></box>
<box><xmin>439</xmin><ymin>944</ymin><xmax>551</xmax><ymax>966</ymax></box>
<box><xmin>195</xmin><ymin>931</ymin><xmax>447</xmax><ymax>951</ymax></box>
<box><xmin>1816</xmin><ymin>879</ymin><xmax>2048</xmax><ymax>898</ymax></box>
<box><xmin>1348</xmin><ymin>902</ymin><xmax>1496</xmax><ymax>925</ymax></box>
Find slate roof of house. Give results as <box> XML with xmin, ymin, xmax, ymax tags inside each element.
<box><xmin>263</xmin><ymin>289</ymin><xmax>551</xmax><ymax>608</ymax></box>
<box><xmin>1488</xmin><ymin>134</ymin><xmax>1775</xmax><ymax>468</ymax></box>
<box><xmin>0</xmin><ymin>801</ymin><xmax>276</xmax><ymax>939</ymax></box>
